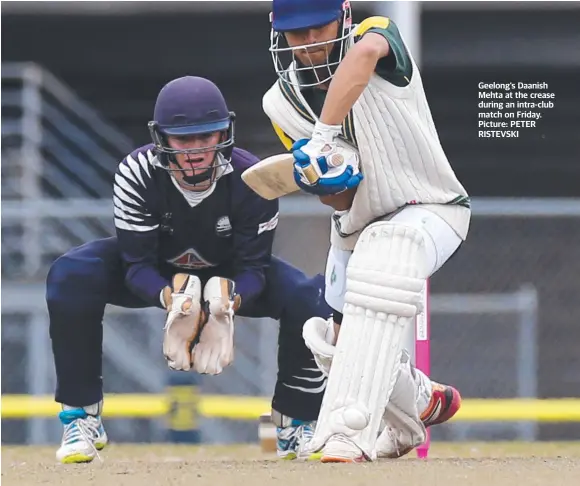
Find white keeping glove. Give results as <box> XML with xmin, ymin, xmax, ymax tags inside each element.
<box><xmin>161</xmin><ymin>274</ymin><xmax>205</xmax><ymax>371</ymax></box>
<box><xmin>191</xmin><ymin>276</ymin><xmax>240</xmax><ymax>375</ymax></box>
<box><xmin>302</xmin><ymin>316</ymin><xmax>337</xmax><ymax>376</ymax></box>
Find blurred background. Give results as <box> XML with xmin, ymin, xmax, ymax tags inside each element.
<box><xmin>2</xmin><ymin>1</ymin><xmax>580</xmax><ymax>447</ymax></box>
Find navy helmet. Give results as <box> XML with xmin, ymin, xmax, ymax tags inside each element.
<box><xmin>148</xmin><ymin>76</ymin><xmax>236</xmax><ymax>186</ymax></box>
<box><xmin>272</xmin><ymin>0</ymin><xmax>344</xmax><ymax>31</ymax></box>
<box><xmin>269</xmin><ymin>0</ymin><xmax>353</xmax><ymax>88</ymax></box>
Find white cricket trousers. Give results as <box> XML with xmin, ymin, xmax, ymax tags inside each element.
<box><xmin>324</xmin><ymin>206</ymin><xmax>463</xmax><ymax>313</ymax></box>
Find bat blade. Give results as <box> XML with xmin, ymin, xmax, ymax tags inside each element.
<box><xmin>241</xmin><ymin>153</ymin><xmax>299</xmax><ymax>200</ymax></box>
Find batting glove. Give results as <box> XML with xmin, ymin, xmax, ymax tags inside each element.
<box><xmin>292</xmin><ymin>121</ymin><xmax>363</xmax><ymax>196</ymax></box>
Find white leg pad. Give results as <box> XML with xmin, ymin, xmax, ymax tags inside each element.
<box><xmin>375</xmin><ymin>351</ymin><xmax>428</xmax><ymax>458</ymax></box>
<box><xmin>309</xmin><ymin>222</ymin><xmax>429</xmax><ymax>460</ymax></box>
<box><xmin>302</xmin><ymin>319</ymin><xmax>433</xmax><ymax>458</ymax></box>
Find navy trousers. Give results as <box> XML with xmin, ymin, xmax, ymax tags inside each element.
<box><xmin>46</xmin><ymin>237</ymin><xmax>332</xmax><ymax>421</ymax></box>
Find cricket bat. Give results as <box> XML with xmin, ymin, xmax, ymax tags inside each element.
<box><xmin>241</xmin><ymin>153</ymin><xmax>300</xmax><ymax>200</ymax></box>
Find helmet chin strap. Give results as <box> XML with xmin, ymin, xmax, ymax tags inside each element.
<box><xmin>173</xmin><ymin>151</ymin><xmax>233</xmax><ymax>191</ymax></box>
<box><xmin>173</xmin><ymin>172</ymin><xmax>213</xmax><ymax>193</ymax></box>
<box><xmin>181</xmin><ymin>167</ymin><xmax>214</xmax><ymax>186</ymax></box>
<box><xmin>170</xmin><ymin>152</ymin><xmax>217</xmax><ymax>186</ymax></box>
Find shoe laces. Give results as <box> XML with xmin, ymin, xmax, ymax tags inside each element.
<box><xmin>293</xmin><ymin>421</ymin><xmax>316</xmax><ymax>455</ymax></box>
<box><xmin>383</xmin><ymin>426</ymin><xmax>402</xmax><ymax>457</ymax></box>
<box><xmin>300</xmin><ymin>422</ymin><xmax>315</xmax><ymax>442</ymax></box>
<box><xmin>61</xmin><ymin>411</ymin><xmax>103</xmax><ymax>463</ymax></box>
<box><xmin>277</xmin><ymin>421</ymin><xmax>315</xmax><ymax>448</ymax></box>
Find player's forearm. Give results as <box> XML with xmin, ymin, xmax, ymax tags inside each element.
<box><xmin>320</xmin><ymin>43</ymin><xmax>384</xmax><ymax>126</ymax></box>
<box><xmin>117</xmin><ymin>230</ymin><xmax>169</xmax><ymax>307</ymax></box>
<box><xmin>125</xmin><ymin>263</ymin><xmax>169</xmax><ymax>308</ymax></box>
<box><xmin>234</xmin><ymin>269</ymin><xmax>266</xmax><ymax>310</ymax></box>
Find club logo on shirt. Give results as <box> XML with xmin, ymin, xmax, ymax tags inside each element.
<box><xmin>166</xmin><ymin>248</ymin><xmax>215</xmax><ymax>270</ymax></box>
<box><xmin>215</xmin><ymin>216</ymin><xmax>232</xmax><ymax>237</ymax></box>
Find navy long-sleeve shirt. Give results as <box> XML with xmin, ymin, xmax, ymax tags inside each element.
<box><xmin>112</xmin><ymin>144</ymin><xmax>279</xmax><ymax>309</ymax></box>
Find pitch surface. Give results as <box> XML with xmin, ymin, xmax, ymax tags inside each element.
<box><xmin>3</xmin><ymin>442</ymin><xmax>579</xmax><ymax>486</ymax></box>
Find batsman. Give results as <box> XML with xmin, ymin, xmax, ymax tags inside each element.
<box><xmin>262</xmin><ymin>0</ymin><xmax>471</xmax><ymax>462</ymax></box>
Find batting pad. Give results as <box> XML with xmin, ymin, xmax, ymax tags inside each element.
<box><xmin>310</xmin><ymin>222</ymin><xmax>429</xmax><ymax>459</ymax></box>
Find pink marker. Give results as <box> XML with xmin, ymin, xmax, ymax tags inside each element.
<box><xmin>415</xmin><ymin>279</ymin><xmax>430</xmax><ymax>459</ymax></box>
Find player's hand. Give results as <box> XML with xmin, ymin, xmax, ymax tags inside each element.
<box><xmin>292</xmin><ymin>122</ymin><xmax>363</xmax><ymax>196</ymax></box>
<box><xmin>191</xmin><ymin>277</ymin><xmax>240</xmax><ymax>375</ymax></box>
<box><xmin>161</xmin><ymin>274</ymin><xmax>206</xmax><ymax>371</ymax></box>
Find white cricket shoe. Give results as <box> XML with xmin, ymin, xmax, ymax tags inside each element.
<box><xmin>56</xmin><ymin>405</ymin><xmax>108</xmax><ymax>464</ymax></box>
<box><xmin>320</xmin><ymin>434</ymin><xmax>370</xmax><ymax>463</ymax></box>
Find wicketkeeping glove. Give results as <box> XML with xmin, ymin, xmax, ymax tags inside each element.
<box><xmin>191</xmin><ymin>276</ymin><xmax>241</xmax><ymax>375</ymax></box>
<box><xmin>161</xmin><ymin>274</ymin><xmax>206</xmax><ymax>371</ymax></box>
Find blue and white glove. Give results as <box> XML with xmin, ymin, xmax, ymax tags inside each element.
<box><xmin>292</xmin><ymin>121</ymin><xmax>363</xmax><ymax>196</ymax></box>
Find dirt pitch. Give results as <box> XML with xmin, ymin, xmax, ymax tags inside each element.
<box><xmin>3</xmin><ymin>442</ymin><xmax>580</xmax><ymax>486</ymax></box>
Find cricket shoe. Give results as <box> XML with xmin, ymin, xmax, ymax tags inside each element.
<box><xmin>56</xmin><ymin>404</ymin><xmax>108</xmax><ymax>464</ymax></box>
<box><xmin>376</xmin><ymin>380</ymin><xmax>461</xmax><ymax>459</ymax></box>
<box><xmin>272</xmin><ymin>409</ymin><xmax>317</xmax><ymax>460</ymax></box>
<box><xmin>421</xmin><ymin>381</ymin><xmax>462</xmax><ymax>427</ymax></box>
<box><xmin>276</xmin><ymin>419</ymin><xmax>317</xmax><ymax>460</ymax></box>
<box><xmin>320</xmin><ymin>434</ymin><xmax>370</xmax><ymax>463</ymax></box>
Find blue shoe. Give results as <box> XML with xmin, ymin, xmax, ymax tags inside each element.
<box><xmin>56</xmin><ymin>405</ymin><xmax>108</xmax><ymax>464</ymax></box>
<box><xmin>276</xmin><ymin>419</ymin><xmax>316</xmax><ymax>460</ymax></box>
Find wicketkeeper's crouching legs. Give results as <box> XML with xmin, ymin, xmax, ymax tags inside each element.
<box><xmin>46</xmin><ymin>237</ymin><xmax>153</xmax><ymax>463</ymax></box>
<box><xmin>46</xmin><ymin>236</ymin><xmax>232</xmax><ymax>464</ymax></box>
